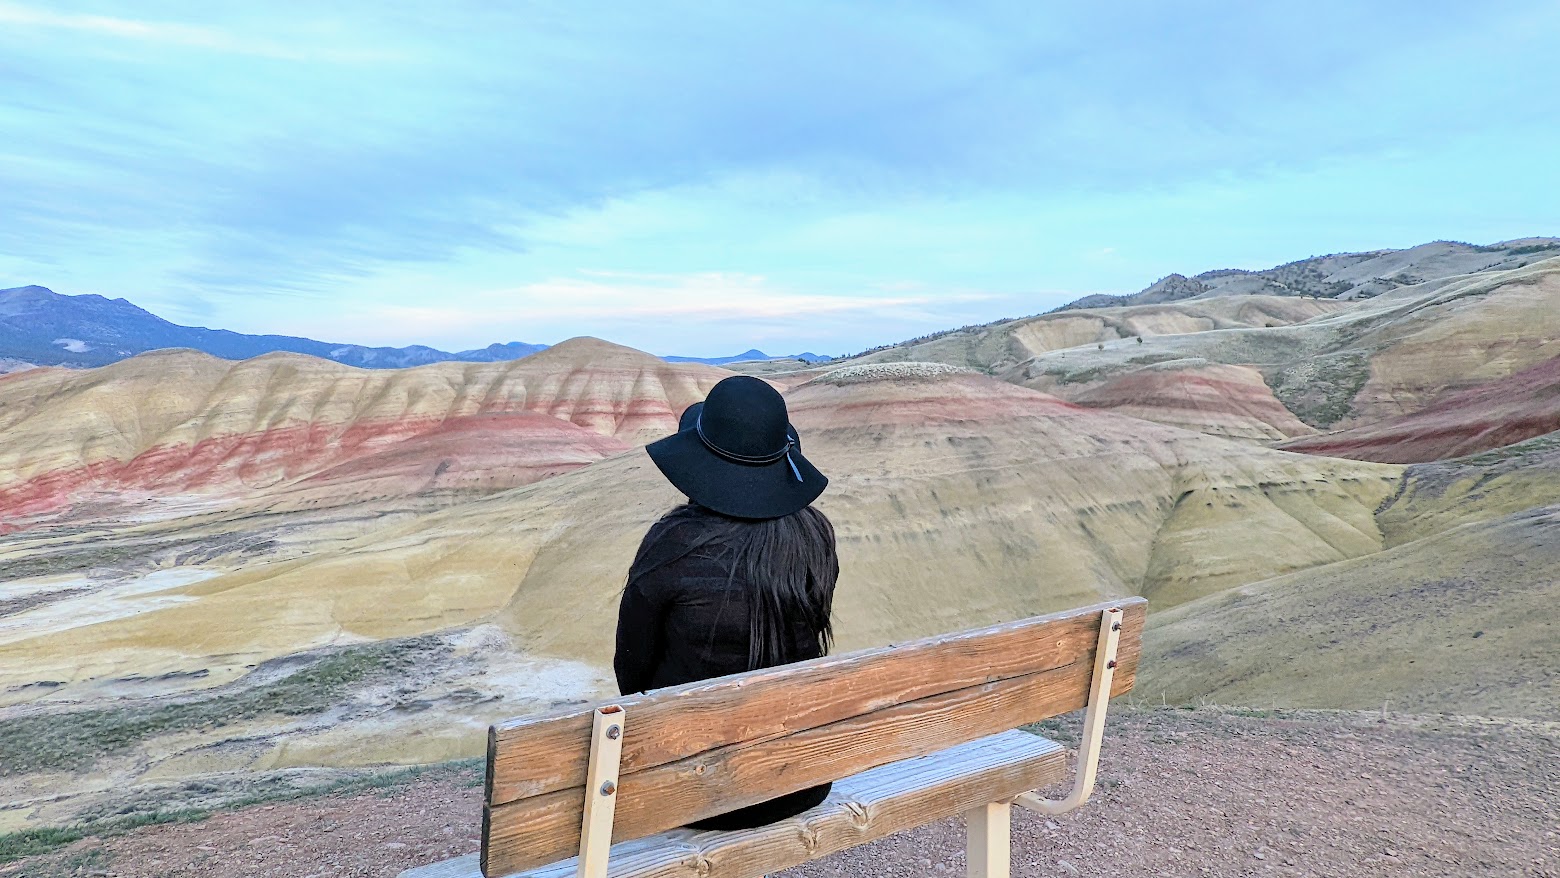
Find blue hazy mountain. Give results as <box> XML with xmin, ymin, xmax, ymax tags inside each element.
<box><xmin>0</xmin><ymin>286</ymin><xmax>829</xmax><ymax>369</ymax></box>
<box><xmin>663</xmin><ymin>349</ymin><xmax>831</xmax><ymax>365</ymax></box>
<box><xmin>0</xmin><ymin>285</ymin><xmax>546</xmax><ymax>369</ymax></box>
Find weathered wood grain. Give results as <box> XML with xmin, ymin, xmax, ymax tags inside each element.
<box><xmin>482</xmin><ymin>624</ymin><xmax>1139</xmax><ymax>876</ymax></box>
<box><xmin>511</xmin><ymin>730</ymin><xmax>1065</xmax><ymax>878</ymax></box>
<box><xmin>489</xmin><ymin>598</ymin><xmax>1144</xmax><ymax>806</ymax></box>
<box><xmin>406</xmin><ymin>731</ymin><xmax>1065</xmax><ymax>878</ymax></box>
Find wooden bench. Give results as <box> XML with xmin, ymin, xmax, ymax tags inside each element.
<box><xmin>403</xmin><ymin>597</ymin><xmax>1145</xmax><ymax>878</ymax></box>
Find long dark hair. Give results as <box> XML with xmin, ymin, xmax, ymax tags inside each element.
<box><xmin>630</xmin><ymin>503</ymin><xmax>838</xmax><ymax>669</ymax></box>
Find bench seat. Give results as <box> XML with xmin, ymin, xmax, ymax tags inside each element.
<box><xmin>403</xmin><ymin>729</ymin><xmax>1064</xmax><ymax>878</ymax></box>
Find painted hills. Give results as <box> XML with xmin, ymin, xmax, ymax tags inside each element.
<box><xmin>0</xmin><ymin>366</ymin><xmax>1401</xmax><ymax>697</ymax></box>
<box><xmin>0</xmin><ymin>364</ymin><xmax>1408</xmax><ymax>821</ymax></box>
<box><xmin>820</xmin><ymin>254</ymin><xmax>1560</xmax><ymax>725</ymax></box>
<box><xmin>0</xmin><ymin>338</ymin><xmax>729</xmax><ymax>527</ymax></box>
<box><xmin>2</xmin><ymin>241</ymin><xmax>1558</xmax><ymax>833</ymax></box>
<box><xmin>992</xmin><ymin>258</ymin><xmax>1560</xmax><ymax>437</ymax></box>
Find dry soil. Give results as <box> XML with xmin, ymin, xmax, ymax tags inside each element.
<box><xmin>3</xmin><ymin>707</ymin><xmax>1554</xmax><ymax>878</ymax></box>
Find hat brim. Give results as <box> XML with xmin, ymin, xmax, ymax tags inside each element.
<box><xmin>646</xmin><ymin>428</ymin><xmax>827</xmax><ymax>519</ymax></box>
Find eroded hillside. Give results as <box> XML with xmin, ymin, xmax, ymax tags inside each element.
<box><xmin>1013</xmin><ymin>259</ymin><xmax>1560</xmax><ymax>434</ymax></box>
<box><xmin>0</xmin><ymin>338</ymin><xmax>731</xmax><ymax>526</ymax></box>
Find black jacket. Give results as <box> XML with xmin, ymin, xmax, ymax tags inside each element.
<box><xmin>614</xmin><ymin>504</ymin><xmax>832</xmax><ymax>830</ymax></box>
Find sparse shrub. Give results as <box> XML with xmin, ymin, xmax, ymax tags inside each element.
<box><xmin>1096</xmin><ymin>342</ymin><xmax>1105</xmax><ymax>351</ymax></box>
<box><xmin>0</xmin><ymin>827</ymin><xmax>85</xmax><ymax>861</ymax></box>
<box><xmin>1269</xmin><ymin>352</ymin><xmax>1371</xmax><ymax>428</ymax></box>
<box><xmin>1508</xmin><ymin>243</ymin><xmax>1560</xmax><ymax>256</ymax></box>
<box><xmin>0</xmin><ymin>636</ymin><xmax>444</xmax><ymax>777</ymax></box>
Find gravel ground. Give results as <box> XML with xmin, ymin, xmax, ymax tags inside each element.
<box><xmin>4</xmin><ymin>707</ymin><xmax>1554</xmax><ymax>878</ymax></box>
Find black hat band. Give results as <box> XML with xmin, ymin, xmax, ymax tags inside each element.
<box><xmin>695</xmin><ymin>413</ymin><xmax>804</xmax><ymax>482</ymax></box>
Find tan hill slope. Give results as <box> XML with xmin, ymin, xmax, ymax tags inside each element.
<box><xmin>265</xmin><ymin>412</ymin><xmax>630</xmax><ymax>507</ymax></box>
<box><xmin>1064</xmin><ymin>238</ymin><xmax>1560</xmax><ymax>309</ymax></box>
<box><xmin>1142</xmin><ymin>426</ymin><xmax>1560</xmax><ymax>720</ymax></box>
<box><xmin>1374</xmin><ymin>429</ymin><xmax>1560</xmax><ymax>546</ymax></box>
<box><xmin>0</xmin><ymin>339</ymin><xmax>729</xmax><ymax>525</ymax></box>
<box><xmin>847</xmin><ymin>296</ymin><xmax>1346</xmax><ymax>373</ymax></box>
<box><xmin>1138</xmin><ymin>501</ymin><xmax>1560</xmax><ymax>720</ymax></box>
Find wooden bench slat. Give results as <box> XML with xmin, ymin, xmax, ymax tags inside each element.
<box><xmin>488</xmin><ymin>598</ymin><xmax>1144</xmax><ymax>806</ymax></box>
<box><xmin>407</xmin><ymin>730</ymin><xmax>1065</xmax><ymax>878</ymax></box>
<box><xmin>482</xmin><ymin>627</ymin><xmax>1140</xmax><ymax>876</ymax></box>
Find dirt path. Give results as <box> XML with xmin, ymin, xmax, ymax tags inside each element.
<box><xmin>4</xmin><ymin>707</ymin><xmax>1555</xmax><ymax>878</ymax></box>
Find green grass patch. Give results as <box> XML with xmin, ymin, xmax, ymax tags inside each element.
<box><xmin>1453</xmin><ymin>431</ymin><xmax>1560</xmax><ymax>466</ymax></box>
<box><xmin>1044</xmin><ymin>364</ymin><xmax>1117</xmax><ymax>386</ymax></box>
<box><xmin>0</xmin><ymin>758</ymin><xmax>484</xmax><ymax>865</ymax></box>
<box><xmin>1269</xmin><ymin>351</ymin><xmax>1371</xmax><ymax>428</ymax></box>
<box><xmin>1023</xmin><ymin>712</ymin><xmax>1083</xmax><ymax>746</ymax></box>
<box><xmin>1127</xmin><ymin>352</ymin><xmax>1190</xmax><ymax>367</ymax></box>
<box><xmin>0</xmin><ymin>811</ymin><xmax>213</xmax><ymax>865</ymax></box>
<box><xmin>1507</xmin><ymin>243</ymin><xmax>1560</xmax><ymax>256</ymax></box>
<box><xmin>0</xmin><ymin>828</ymin><xmax>85</xmax><ymax>861</ymax></box>
<box><xmin>0</xmin><ymin>536</ymin><xmax>213</xmax><ymax>583</ymax></box>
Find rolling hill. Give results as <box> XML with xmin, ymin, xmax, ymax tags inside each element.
<box><xmin>1056</xmin><ymin>238</ymin><xmax>1560</xmax><ymax>309</ymax></box>
<box><xmin>844</xmin><ymin>295</ymin><xmax>1346</xmax><ymax>373</ymax></box>
<box><xmin>1011</xmin><ymin>258</ymin><xmax>1560</xmax><ymax>434</ymax></box>
<box><xmin>1138</xmin><ymin>502</ymin><xmax>1559</xmax><ymax>720</ymax></box>
<box><xmin>1066</xmin><ymin>361</ymin><xmax>1317</xmax><ymax>442</ymax></box>
<box><xmin>0</xmin><ymin>338</ymin><xmax>730</xmax><ymax>526</ymax></box>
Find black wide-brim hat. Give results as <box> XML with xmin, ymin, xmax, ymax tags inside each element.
<box><xmin>677</xmin><ymin>402</ymin><xmax>802</xmax><ymax>450</ymax></box>
<box><xmin>648</xmin><ymin>376</ymin><xmax>827</xmax><ymax>519</ymax></box>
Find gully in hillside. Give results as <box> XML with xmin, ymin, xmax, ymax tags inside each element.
<box><xmin>614</xmin><ymin>375</ymin><xmax>839</xmax><ymax>830</ymax></box>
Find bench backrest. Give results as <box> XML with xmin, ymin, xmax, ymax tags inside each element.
<box><xmin>481</xmin><ymin>597</ymin><xmax>1146</xmax><ymax>876</ymax></box>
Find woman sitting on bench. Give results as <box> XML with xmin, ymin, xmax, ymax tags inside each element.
<box><xmin>614</xmin><ymin>376</ymin><xmax>838</xmax><ymax>831</ymax></box>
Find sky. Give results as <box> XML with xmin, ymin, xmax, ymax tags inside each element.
<box><xmin>2</xmin><ymin>2</ymin><xmax>1557</xmax><ymax>357</ymax></box>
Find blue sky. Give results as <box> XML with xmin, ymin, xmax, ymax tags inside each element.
<box><xmin>2</xmin><ymin>2</ymin><xmax>1557</xmax><ymax>357</ymax></box>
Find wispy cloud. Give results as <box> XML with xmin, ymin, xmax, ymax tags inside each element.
<box><xmin>285</xmin><ymin>272</ymin><xmax>1017</xmax><ymax>355</ymax></box>
<box><xmin>0</xmin><ymin>2</ymin><xmax>396</xmax><ymax>60</ymax></box>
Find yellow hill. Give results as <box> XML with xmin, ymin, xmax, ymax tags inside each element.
<box><xmin>1139</xmin><ymin>502</ymin><xmax>1560</xmax><ymax>720</ymax></box>
<box><xmin>848</xmin><ymin>296</ymin><xmax>1347</xmax><ymax>372</ymax></box>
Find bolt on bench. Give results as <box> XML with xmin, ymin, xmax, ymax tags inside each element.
<box><xmin>403</xmin><ymin>597</ymin><xmax>1145</xmax><ymax>878</ymax></box>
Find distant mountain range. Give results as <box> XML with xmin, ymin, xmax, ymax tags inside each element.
<box><xmin>0</xmin><ymin>285</ymin><xmax>829</xmax><ymax>371</ymax></box>
<box><xmin>665</xmin><ymin>349</ymin><xmax>830</xmax><ymax>365</ymax></box>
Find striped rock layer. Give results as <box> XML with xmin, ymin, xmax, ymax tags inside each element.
<box><xmin>0</xmin><ymin>337</ymin><xmax>731</xmax><ymax>525</ymax></box>
<box><xmin>1282</xmin><ymin>354</ymin><xmax>1560</xmax><ymax>463</ymax></box>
